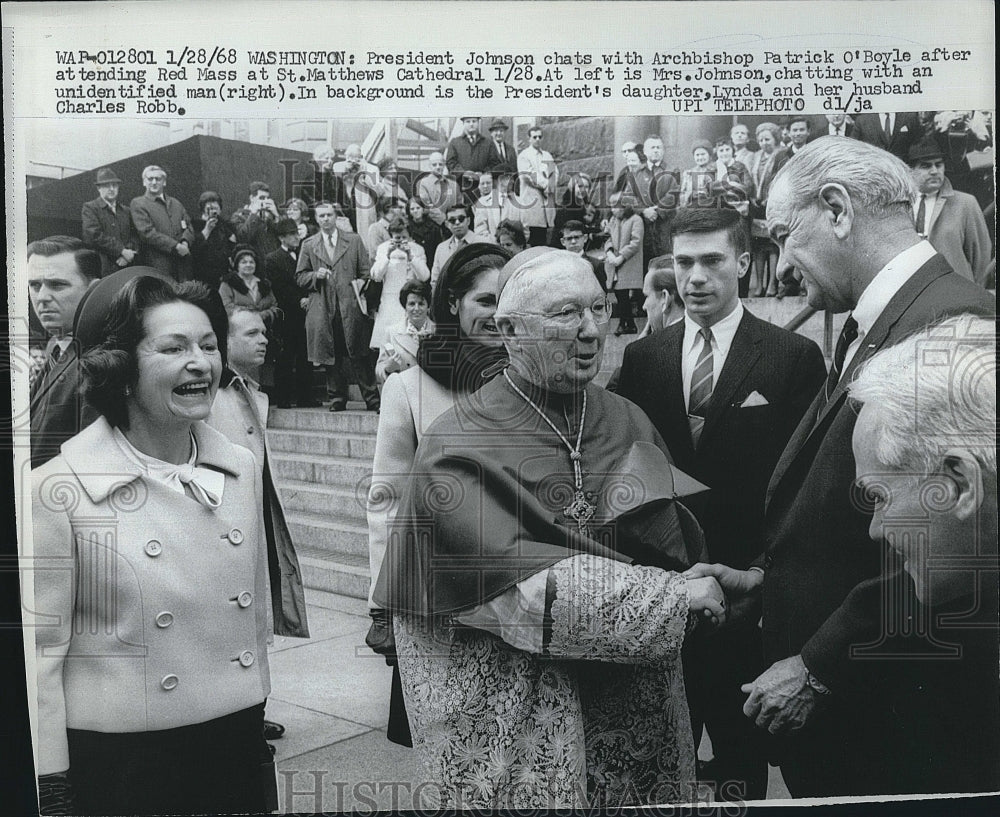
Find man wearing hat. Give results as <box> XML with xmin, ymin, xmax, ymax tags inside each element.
<box><xmin>81</xmin><ymin>167</ymin><xmax>136</xmax><ymax>277</ymax></box>
<box><xmin>445</xmin><ymin>116</ymin><xmax>494</xmax><ymax>199</ymax></box>
<box><xmin>485</xmin><ymin>118</ymin><xmax>517</xmax><ymax>177</ymax></box>
<box><xmin>908</xmin><ymin>137</ymin><xmax>990</xmax><ymax>285</ymax></box>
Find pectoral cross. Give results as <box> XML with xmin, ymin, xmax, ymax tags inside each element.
<box><xmin>564</xmin><ymin>490</ymin><xmax>596</xmax><ymax>536</ymax></box>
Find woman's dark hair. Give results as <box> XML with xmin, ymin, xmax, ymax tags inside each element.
<box><xmin>406</xmin><ymin>197</ymin><xmax>426</xmax><ymax>219</ymax></box>
<box><xmin>418</xmin><ymin>243</ymin><xmax>513</xmax><ymax>392</ymax></box>
<box><xmin>82</xmin><ymin>277</ymin><xmax>228</xmax><ymax>429</ymax></box>
<box><xmin>495</xmin><ymin>219</ymin><xmax>528</xmax><ymax>250</ymax></box>
<box><xmin>398</xmin><ymin>279</ymin><xmax>432</xmax><ymax>308</ymax></box>
<box><xmin>198</xmin><ymin>190</ymin><xmax>223</xmax><ymax>211</ymax></box>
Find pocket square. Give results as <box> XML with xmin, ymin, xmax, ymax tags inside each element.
<box><xmin>900</xmin><ymin>125</ymin><xmax>909</xmax><ymax>132</ymax></box>
<box><xmin>740</xmin><ymin>391</ymin><xmax>769</xmax><ymax>408</ymax></box>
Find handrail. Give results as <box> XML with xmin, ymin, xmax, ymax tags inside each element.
<box><xmin>783</xmin><ymin>305</ymin><xmax>818</xmax><ymax>333</ymax></box>
<box><xmin>782</xmin><ymin>304</ymin><xmax>835</xmax><ymax>358</ymax></box>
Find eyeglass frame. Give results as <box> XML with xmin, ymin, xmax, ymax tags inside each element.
<box><xmin>446</xmin><ymin>214</ymin><xmax>468</xmax><ymax>224</ymax></box>
<box><xmin>502</xmin><ymin>296</ymin><xmax>613</xmax><ymax>329</ymax></box>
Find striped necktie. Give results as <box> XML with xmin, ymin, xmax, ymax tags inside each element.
<box><xmin>688</xmin><ymin>327</ymin><xmax>714</xmax><ymax>448</ymax></box>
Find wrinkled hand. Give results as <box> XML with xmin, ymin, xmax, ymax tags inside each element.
<box><xmin>642</xmin><ymin>206</ymin><xmax>658</xmax><ymax>222</ymax></box>
<box><xmin>175</xmin><ymin>242</ymin><xmax>190</xmax><ymax>257</ymax></box>
<box><xmin>299</xmin><ymin>297</ymin><xmax>310</xmax><ymax>311</ymax></box>
<box><xmin>684</xmin><ymin>575</ymin><xmax>726</xmax><ymax>627</ymax></box>
<box><xmin>122</xmin><ymin>248</ymin><xmax>136</xmax><ymax>262</ymax></box>
<box><xmin>741</xmin><ymin>655</ymin><xmax>824</xmax><ymax>734</ymax></box>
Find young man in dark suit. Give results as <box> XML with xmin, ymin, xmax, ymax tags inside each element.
<box><xmin>80</xmin><ymin>167</ymin><xmax>136</xmax><ymax>276</ymax></box>
<box><xmin>616</xmin><ymin>207</ymin><xmax>826</xmax><ymax>800</ymax></box>
<box><xmin>686</xmin><ymin>136</ymin><xmax>995</xmax><ymax>797</ymax></box>
<box><xmin>27</xmin><ymin>236</ymin><xmax>101</xmax><ymax>468</ymax></box>
<box><xmin>265</xmin><ymin>219</ymin><xmax>319</xmax><ymax>408</ymax></box>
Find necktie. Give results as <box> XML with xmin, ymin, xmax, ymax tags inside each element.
<box><xmin>325</xmin><ymin>232</ymin><xmax>335</xmax><ymax>258</ymax></box>
<box><xmin>825</xmin><ymin>315</ymin><xmax>859</xmax><ymax>401</ymax></box>
<box><xmin>688</xmin><ymin>327</ymin><xmax>714</xmax><ymax>448</ymax></box>
<box><xmin>883</xmin><ymin>113</ymin><xmax>893</xmax><ymax>140</ymax></box>
<box><xmin>915</xmin><ymin>194</ymin><xmax>927</xmax><ymax>236</ymax></box>
<box><xmin>50</xmin><ymin>344</ymin><xmax>64</xmax><ymax>364</ymax></box>
<box><xmin>499</xmin><ymin>144</ymin><xmax>506</xmax><ymax>161</ymax></box>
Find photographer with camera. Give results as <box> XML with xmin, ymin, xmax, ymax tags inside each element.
<box><xmin>369</xmin><ymin>215</ymin><xmax>430</xmax><ymax>353</ymax></box>
<box><xmin>232</xmin><ymin>181</ymin><xmax>282</xmax><ymax>259</ymax></box>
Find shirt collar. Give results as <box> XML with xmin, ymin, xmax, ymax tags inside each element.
<box><xmin>852</xmin><ymin>241</ymin><xmax>937</xmax><ymax>337</ymax></box>
<box><xmin>683</xmin><ymin>301</ymin><xmax>744</xmax><ymax>357</ymax></box>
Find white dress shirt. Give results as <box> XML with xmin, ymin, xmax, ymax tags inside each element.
<box><xmin>681</xmin><ymin>301</ymin><xmax>744</xmax><ymax>410</ymax></box>
<box><xmin>841</xmin><ymin>240</ymin><xmax>937</xmax><ymax>374</ymax></box>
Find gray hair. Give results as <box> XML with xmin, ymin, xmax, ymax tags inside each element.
<box><xmin>495</xmin><ymin>250</ymin><xmax>591</xmax><ymax>319</ymax></box>
<box><xmin>848</xmin><ymin>314</ymin><xmax>997</xmax><ymax>475</ymax></box>
<box><xmin>770</xmin><ymin>136</ymin><xmax>918</xmax><ymax>220</ymax></box>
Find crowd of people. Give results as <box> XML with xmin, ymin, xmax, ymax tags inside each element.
<box><xmin>23</xmin><ymin>115</ymin><xmax>998</xmax><ymax>812</ymax></box>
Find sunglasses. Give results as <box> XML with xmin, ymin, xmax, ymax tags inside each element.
<box><xmin>447</xmin><ymin>215</ymin><xmax>468</xmax><ymax>224</ymax></box>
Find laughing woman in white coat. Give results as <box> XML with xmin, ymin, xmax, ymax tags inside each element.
<box><xmin>32</xmin><ymin>277</ymin><xmax>273</xmax><ymax>815</ymax></box>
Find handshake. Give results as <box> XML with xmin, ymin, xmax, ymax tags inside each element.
<box><xmin>683</xmin><ymin>562</ymin><xmax>764</xmax><ymax>629</ymax></box>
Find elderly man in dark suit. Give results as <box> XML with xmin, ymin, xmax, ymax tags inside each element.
<box><xmin>129</xmin><ymin>164</ymin><xmax>195</xmax><ymax>281</ymax></box>
<box><xmin>295</xmin><ymin>201</ymin><xmax>379</xmax><ymax>412</ymax></box>
<box><xmin>27</xmin><ymin>236</ymin><xmax>101</xmax><ymax>468</ymax></box>
<box><xmin>617</xmin><ymin>208</ymin><xmax>826</xmax><ymax>801</ymax></box>
<box><xmin>80</xmin><ymin>167</ymin><xmax>136</xmax><ymax>276</ymax></box>
<box><xmin>685</xmin><ymin>136</ymin><xmax>995</xmax><ymax>797</ymax></box>
<box><xmin>851</xmin><ymin>111</ymin><xmax>923</xmax><ymax>162</ymax></box>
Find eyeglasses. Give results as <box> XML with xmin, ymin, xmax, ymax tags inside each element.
<box><xmin>510</xmin><ymin>297</ymin><xmax>612</xmax><ymax>328</ymax></box>
<box><xmin>447</xmin><ymin>215</ymin><xmax>468</xmax><ymax>224</ymax></box>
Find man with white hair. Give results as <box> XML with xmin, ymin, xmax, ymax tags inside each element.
<box><xmin>684</xmin><ymin>136</ymin><xmax>994</xmax><ymax>796</ymax></box>
<box><xmin>129</xmin><ymin>165</ymin><xmax>194</xmax><ymax>281</ymax></box>
<box><xmin>849</xmin><ymin>314</ymin><xmax>999</xmax><ymax>794</ymax></box>
<box><xmin>374</xmin><ymin>249</ymin><xmax>725</xmax><ymax>808</ymax></box>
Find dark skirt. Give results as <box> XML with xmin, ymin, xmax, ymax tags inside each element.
<box><xmin>67</xmin><ymin>702</ymin><xmax>271</xmax><ymax>815</ymax></box>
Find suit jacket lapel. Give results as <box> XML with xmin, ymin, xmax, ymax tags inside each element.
<box><xmin>701</xmin><ymin>312</ymin><xmax>762</xmax><ymax>443</ymax></box>
<box><xmin>330</xmin><ymin>232</ymin><xmax>350</xmax><ymax>269</ymax></box>
<box><xmin>926</xmin><ymin>186</ymin><xmax>951</xmax><ymax>235</ymax></box>
<box><xmin>30</xmin><ymin>345</ymin><xmax>78</xmax><ymax>411</ymax></box>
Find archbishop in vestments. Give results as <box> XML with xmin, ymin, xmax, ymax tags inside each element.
<box><xmin>374</xmin><ymin>250</ymin><xmax>724</xmax><ymax>808</ymax></box>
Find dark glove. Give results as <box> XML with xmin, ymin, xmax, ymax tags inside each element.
<box><xmin>365</xmin><ymin>608</ymin><xmax>397</xmax><ymax>666</ymax></box>
<box><xmin>38</xmin><ymin>771</ymin><xmax>76</xmax><ymax>815</ymax></box>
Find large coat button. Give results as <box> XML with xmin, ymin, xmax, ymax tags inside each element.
<box><xmin>144</xmin><ymin>540</ymin><xmax>163</xmax><ymax>557</ymax></box>
<box><xmin>237</xmin><ymin>591</ymin><xmax>253</xmax><ymax>608</ymax></box>
<box><xmin>161</xmin><ymin>674</ymin><xmax>179</xmax><ymax>690</ymax></box>
<box><xmin>238</xmin><ymin>650</ymin><xmax>255</xmax><ymax>667</ymax></box>
<box><xmin>226</xmin><ymin>528</ymin><xmax>245</xmax><ymax>545</ymax></box>
<box><xmin>155</xmin><ymin>611</ymin><xmax>174</xmax><ymax>628</ymax></box>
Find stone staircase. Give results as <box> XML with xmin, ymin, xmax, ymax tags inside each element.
<box><xmin>268</xmin><ymin>407</ymin><xmax>378</xmax><ymax>600</ymax></box>
<box><xmin>266</xmin><ymin>295</ymin><xmax>838</xmax><ymax>601</ymax></box>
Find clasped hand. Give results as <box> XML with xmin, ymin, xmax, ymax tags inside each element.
<box><xmin>682</xmin><ymin>562</ymin><xmax>762</xmax><ymax>627</ymax></box>
<box><xmin>684</xmin><ymin>575</ymin><xmax>726</xmax><ymax>627</ymax></box>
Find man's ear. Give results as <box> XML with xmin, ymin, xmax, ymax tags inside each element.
<box><xmin>735</xmin><ymin>251</ymin><xmax>751</xmax><ymax>279</ymax></box>
<box><xmin>818</xmin><ymin>182</ymin><xmax>854</xmax><ymax>239</ymax></box>
<box><xmin>448</xmin><ymin>296</ymin><xmax>459</xmax><ymax>317</ymax></box>
<box><xmin>940</xmin><ymin>448</ymin><xmax>985</xmax><ymax>521</ymax></box>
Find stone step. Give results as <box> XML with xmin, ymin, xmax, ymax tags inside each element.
<box><xmin>271</xmin><ymin>452</ymin><xmax>372</xmax><ymax>492</ymax></box>
<box><xmin>278</xmin><ymin>479</ymin><xmax>368</xmax><ymax>525</ymax></box>
<box><xmin>267</xmin><ymin>407</ymin><xmax>380</xmax><ymax>434</ymax></box>
<box><xmin>269</xmin><ymin>428</ymin><xmax>376</xmax><ymax>460</ymax></box>
<box><xmin>296</xmin><ymin>546</ymin><xmax>371</xmax><ymax>601</ymax></box>
<box><xmin>286</xmin><ymin>510</ymin><xmax>369</xmax><ymax>559</ymax></box>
